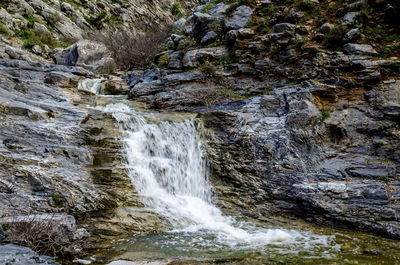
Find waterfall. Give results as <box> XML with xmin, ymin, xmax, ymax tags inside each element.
<box><xmin>99</xmin><ymin>103</ymin><xmax>332</xmax><ymax>251</ymax></box>
<box><xmin>78</xmin><ymin>78</ymin><xmax>105</xmax><ymax>94</ymax></box>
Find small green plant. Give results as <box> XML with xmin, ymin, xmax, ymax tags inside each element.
<box><xmin>1</xmin><ymin>223</ymin><xmax>8</xmax><ymax>231</ymax></box>
<box><xmin>176</xmin><ymin>37</ymin><xmax>196</xmax><ymax>51</ymax></box>
<box><xmin>377</xmin><ymin>141</ymin><xmax>386</xmax><ymax>147</ymax></box>
<box><xmin>202</xmin><ymin>3</ymin><xmax>216</xmax><ymax>13</ymax></box>
<box><xmin>320</xmin><ymin>108</ymin><xmax>330</xmax><ymax>121</ymax></box>
<box><xmin>22</xmin><ymin>13</ymin><xmax>40</xmax><ymax>25</ymax></box>
<box><xmin>51</xmin><ymin>193</ymin><xmax>65</xmax><ymax>207</ymax></box>
<box><xmin>337</xmin><ymin>71</ymin><xmax>345</xmax><ymax>76</ymax></box>
<box><xmin>170</xmin><ymin>3</ymin><xmax>183</xmax><ymax>18</ymax></box>
<box><xmin>217</xmin><ymin>87</ymin><xmax>247</xmax><ymax>100</ymax></box>
<box><xmin>158</xmin><ymin>42</ymin><xmax>175</xmax><ymax>52</ymax></box>
<box><xmin>219</xmin><ymin>55</ymin><xmax>239</xmax><ymax>65</ymax></box>
<box><xmin>379</xmin><ymin>176</ymin><xmax>389</xmax><ymax>183</ymax></box>
<box><xmin>199</xmin><ymin>61</ymin><xmax>217</xmax><ymax>77</ymax></box>
<box><xmin>85</xmin><ymin>11</ymin><xmax>107</xmax><ymax>29</ymax></box>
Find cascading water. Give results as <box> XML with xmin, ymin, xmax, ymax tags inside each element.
<box><xmin>100</xmin><ymin>103</ymin><xmax>333</xmax><ymax>253</ymax></box>
<box><xmin>78</xmin><ymin>78</ymin><xmax>105</xmax><ymax>94</ymax></box>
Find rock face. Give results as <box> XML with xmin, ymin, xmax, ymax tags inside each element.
<box><xmin>199</xmin><ymin>81</ymin><xmax>400</xmax><ymax>239</ymax></box>
<box><xmin>0</xmin><ymin>59</ymin><xmax>166</xmax><ymax>253</ymax></box>
<box><xmin>225</xmin><ymin>6</ymin><xmax>253</xmax><ymax>30</ymax></box>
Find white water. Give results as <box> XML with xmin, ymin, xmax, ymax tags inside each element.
<box><xmin>99</xmin><ymin>102</ymin><xmax>334</xmax><ymax>251</ymax></box>
<box><xmin>78</xmin><ymin>78</ymin><xmax>105</xmax><ymax>94</ymax></box>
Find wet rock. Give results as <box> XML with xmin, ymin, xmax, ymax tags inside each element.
<box><xmin>343</xmin><ymin>43</ymin><xmax>378</xmax><ymax>56</ymax></box>
<box><xmin>0</xmin><ymin>244</ymin><xmax>57</xmax><ymax>265</ymax></box>
<box><xmin>182</xmin><ymin>47</ymin><xmax>229</xmax><ymax>68</ymax></box>
<box><xmin>225</xmin><ymin>5</ymin><xmax>253</xmax><ymax>30</ymax></box>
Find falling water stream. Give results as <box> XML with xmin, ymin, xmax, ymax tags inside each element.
<box><xmin>83</xmin><ymin>79</ymin><xmax>400</xmax><ymax>264</ymax></box>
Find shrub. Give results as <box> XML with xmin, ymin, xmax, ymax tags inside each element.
<box><xmin>0</xmin><ymin>23</ymin><xmax>10</xmax><ymax>36</ymax></box>
<box><xmin>199</xmin><ymin>61</ymin><xmax>217</xmax><ymax>77</ymax></box>
<box><xmin>4</xmin><ymin>215</ymin><xmax>77</xmax><ymax>256</ymax></box>
<box><xmin>157</xmin><ymin>54</ymin><xmax>170</xmax><ymax>67</ymax></box>
<box><xmin>92</xmin><ymin>23</ymin><xmax>170</xmax><ymax>70</ymax></box>
<box><xmin>85</xmin><ymin>11</ymin><xmax>108</xmax><ymax>29</ymax></box>
<box><xmin>322</xmin><ymin>25</ymin><xmax>347</xmax><ymax>49</ymax></box>
<box><xmin>296</xmin><ymin>0</ymin><xmax>315</xmax><ymax>10</ymax></box>
<box><xmin>170</xmin><ymin>3</ymin><xmax>183</xmax><ymax>18</ymax></box>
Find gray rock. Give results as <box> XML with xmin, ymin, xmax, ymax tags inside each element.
<box><xmin>191</xmin><ymin>12</ymin><xmax>219</xmax><ymax>41</ymax></box>
<box><xmin>201</xmin><ymin>31</ymin><xmax>218</xmax><ymax>45</ymax></box>
<box><xmin>342</xmin><ymin>11</ymin><xmax>358</xmax><ymax>25</ymax></box>
<box><xmin>225</xmin><ymin>5</ymin><xmax>253</xmax><ymax>30</ymax></box>
<box><xmin>183</xmin><ymin>47</ymin><xmax>229</xmax><ymax>68</ymax></box>
<box><xmin>343</xmin><ymin>43</ymin><xmax>378</xmax><ymax>56</ymax></box>
<box><xmin>270</xmin><ymin>23</ymin><xmax>296</xmax><ymax>45</ymax></box>
<box><xmin>31</xmin><ymin>45</ymin><xmax>43</xmax><ymax>55</ymax></box>
<box><xmin>343</xmin><ymin>28</ymin><xmax>361</xmax><ymax>43</ymax></box>
<box><xmin>168</xmin><ymin>51</ymin><xmax>183</xmax><ymax>70</ymax></box>
<box><xmin>225</xmin><ymin>30</ymin><xmax>239</xmax><ymax>44</ymax></box>
<box><xmin>238</xmin><ymin>28</ymin><xmax>255</xmax><ymax>39</ymax></box>
<box><xmin>238</xmin><ymin>63</ymin><xmax>254</xmax><ymax>74</ymax></box>
<box><xmin>0</xmin><ymin>244</ymin><xmax>58</xmax><ymax>265</ymax></box>
<box><xmin>209</xmin><ymin>3</ymin><xmax>229</xmax><ymax>17</ymax></box>
<box><xmin>51</xmin><ymin>40</ymin><xmax>115</xmax><ymax>73</ymax></box>
<box><xmin>172</xmin><ymin>18</ymin><xmax>187</xmax><ymax>30</ymax></box>
<box><xmin>320</xmin><ymin>23</ymin><xmax>334</xmax><ymax>33</ymax></box>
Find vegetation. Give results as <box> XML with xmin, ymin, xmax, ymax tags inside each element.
<box><xmin>170</xmin><ymin>3</ymin><xmax>183</xmax><ymax>18</ymax></box>
<box><xmin>85</xmin><ymin>11</ymin><xmax>108</xmax><ymax>29</ymax></box>
<box><xmin>157</xmin><ymin>54</ymin><xmax>170</xmax><ymax>67</ymax></box>
<box><xmin>93</xmin><ymin>23</ymin><xmax>170</xmax><ymax>70</ymax></box>
<box><xmin>322</xmin><ymin>25</ymin><xmax>348</xmax><ymax>49</ymax></box>
<box><xmin>4</xmin><ymin>215</ymin><xmax>78</xmax><ymax>256</ymax></box>
<box><xmin>199</xmin><ymin>61</ymin><xmax>217</xmax><ymax>77</ymax></box>
<box><xmin>320</xmin><ymin>109</ymin><xmax>330</xmax><ymax>121</ymax></box>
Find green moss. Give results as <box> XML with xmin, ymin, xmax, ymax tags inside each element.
<box><xmin>157</xmin><ymin>54</ymin><xmax>170</xmax><ymax>67</ymax></box>
<box><xmin>1</xmin><ymin>223</ymin><xmax>8</xmax><ymax>231</ymax></box>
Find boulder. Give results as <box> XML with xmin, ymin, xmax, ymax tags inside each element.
<box><xmin>51</xmin><ymin>40</ymin><xmax>115</xmax><ymax>73</ymax></box>
<box><xmin>168</xmin><ymin>51</ymin><xmax>183</xmax><ymax>70</ymax></box>
<box><xmin>172</xmin><ymin>18</ymin><xmax>187</xmax><ymax>30</ymax></box>
<box><xmin>183</xmin><ymin>47</ymin><xmax>230</xmax><ymax>68</ymax></box>
<box><xmin>191</xmin><ymin>12</ymin><xmax>220</xmax><ymax>41</ymax></box>
<box><xmin>270</xmin><ymin>23</ymin><xmax>296</xmax><ymax>45</ymax></box>
<box><xmin>342</xmin><ymin>12</ymin><xmax>358</xmax><ymax>25</ymax></box>
<box><xmin>225</xmin><ymin>5</ymin><xmax>253</xmax><ymax>30</ymax></box>
<box><xmin>209</xmin><ymin>3</ymin><xmax>229</xmax><ymax>17</ymax></box>
<box><xmin>320</xmin><ymin>23</ymin><xmax>334</xmax><ymax>33</ymax></box>
<box><xmin>343</xmin><ymin>43</ymin><xmax>378</xmax><ymax>56</ymax></box>
<box><xmin>343</xmin><ymin>28</ymin><xmax>361</xmax><ymax>43</ymax></box>
<box><xmin>0</xmin><ymin>244</ymin><xmax>57</xmax><ymax>265</ymax></box>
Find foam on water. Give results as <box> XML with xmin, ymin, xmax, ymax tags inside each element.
<box><xmin>99</xmin><ymin>102</ymin><xmax>334</xmax><ymax>251</ymax></box>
